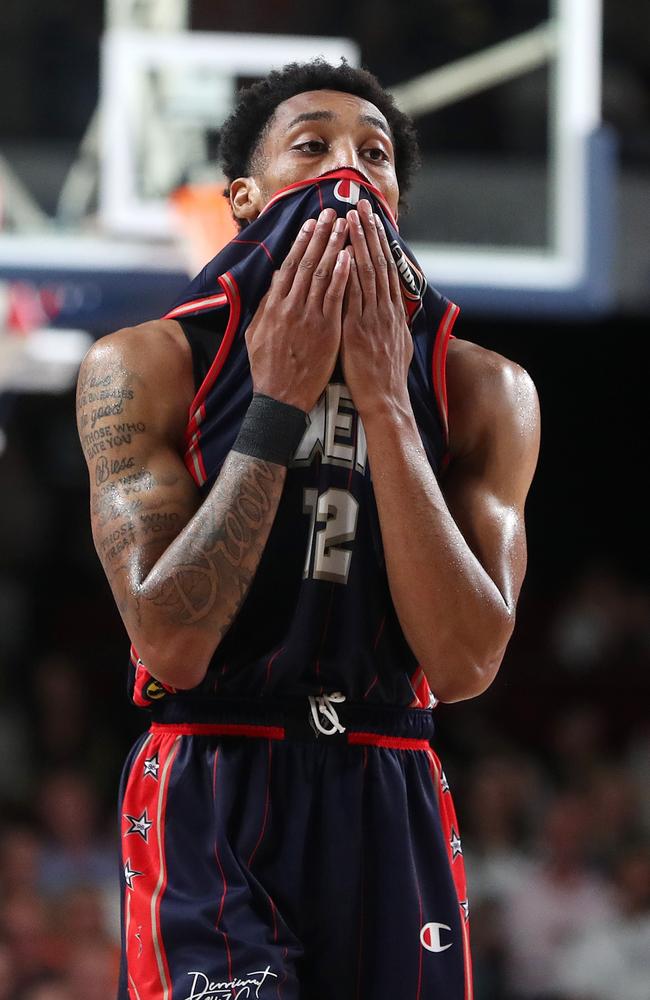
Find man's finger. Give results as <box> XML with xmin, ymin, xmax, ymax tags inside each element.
<box><xmin>357</xmin><ymin>200</ymin><xmax>393</xmax><ymax>306</ymax></box>
<box><xmin>272</xmin><ymin>217</ymin><xmax>318</xmax><ymax>298</ymax></box>
<box><xmin>288</xmin><ymin>208</ymin><xmax>340</xmax><ymax>303</ymax></box>
<box><xmin>342</xmin><ymin>256</ymin><xmax>362</xmax><ymax>322</ymax></box>
<box><xmin>322</xmin><ymin>249</ymin><xmax>352</xmax><ymax>322</ymax></box>
<box><xmin>374</xmin><ymin>214</ymin><xmax>403</xmax><ymax>305</ymax></box>
<box><xmin>307</xmin><ymin>216</ymin><xmax>349</xmax><ymax>307</ymax></box>
<box><xmin>347</xmin><ymin>206</ymin><xmax>376</xmax><ymax>308</ymax></box>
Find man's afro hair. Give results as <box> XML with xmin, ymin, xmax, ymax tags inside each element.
<box><xmin>218</xmin><ymin>59</ymin><xmax>420</xmax><ymax>205</ymax></box>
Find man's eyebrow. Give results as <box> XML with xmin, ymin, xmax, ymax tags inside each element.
<box><xmin>285</xmin><ymin>111</ymin><xmax>336</xmax><ymax>130</ymax></box>
<box><xmin>285</xmin><ymin>110</ymin><xmax>392</xmax><ymax>139</ymax></box>
<box><xmin>358</xmin><ymin>114</ymin><xmax>392</xmax><ymax>139</ymax></box>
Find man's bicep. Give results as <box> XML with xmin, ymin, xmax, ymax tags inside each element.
<box><xmin>443</xmin><ymin>361</ymin><xmax>540</xmax><ymax>610</ymax></box>
<box><xmin>443</xmin><ymin>468</ymin><xmax>529</xmax><ymax>611</ymax></box>
<box><xmin>76</xmin><ymin>334</ymin><xmax>200</xmax><ymax>622</ymax></box>
<box><xmin>88</xmin><ymin>441</ymin><xmax>201</xmax><ymax>591</ymax></box>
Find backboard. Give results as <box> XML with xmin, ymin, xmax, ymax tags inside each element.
<box><xmin>0</xmin><ymin>0</ymin><xmax>614</xmax><ymax>333</ymax></box>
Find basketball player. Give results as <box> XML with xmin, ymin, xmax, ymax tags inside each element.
<box><xmin>76</xmin><ymin>61</ymin><xmax>539</xmax><ymax>1000</ymax></box>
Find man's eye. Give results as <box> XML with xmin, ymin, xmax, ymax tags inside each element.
<box><xmin>295</xmin><ymin>140</ymin><xmax>327</xmax><ymax>153</ymax></box>
<box><xmin>365</xmin><ymin>147</ymin><xmax>389</xmax><ymax>162</ymax></box>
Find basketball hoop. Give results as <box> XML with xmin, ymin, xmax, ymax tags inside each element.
<box><xmin>170</xmin><ymin>183</ymin><xmax>238</xmax><ymax>276</ymax></box>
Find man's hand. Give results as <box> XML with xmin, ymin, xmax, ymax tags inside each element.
<box><xmin>246</xmin><ymin>207</ymin><xmax>351</xmax><ymax>413</ymax></box>
<box><xmin>340</xmin><ymin>199</ymin><xmax>412</xmax><ymax>419</ymax></box>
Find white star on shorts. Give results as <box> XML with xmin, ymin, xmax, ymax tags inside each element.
<box><xmin>450</xmin><ymin>827</ymin><xmax>463</xmax><ymax>859</ymax></box>
<box><xmin>143</xmin><ymin>754</ymin><xmax>160</xmax><ymax>779</ymax></box>
<box><xmin>123</xmin><ymin>858</ymin><xmax>143</xmax><ymax>889</ymax></box>
<box><xmin>125</xmin><ymin>809</ymin><xmax>153</xmax><ymax>842</ymax></box>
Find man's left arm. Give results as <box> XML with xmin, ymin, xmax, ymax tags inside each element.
<box><xmin>342</xmin><ymin>201</ymin><xmax>540</xmax><ymax>702</ymax></box>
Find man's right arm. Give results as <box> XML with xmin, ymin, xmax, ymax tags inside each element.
<box><xmin>76</xmin><ymin>324</ymin><xmax>288</xmax><ymax>689</ymax></box>
<box><xmin>76</xmin><ymin>208</ymin><xmax>351</xmax><ymax>689</ymax></box>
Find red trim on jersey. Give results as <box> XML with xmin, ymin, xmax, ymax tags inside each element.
<box><xmin>259</xmin><ymin>168</ymin><xmax>398</xmax><ymax>230</ymax></box>
<box><xmin>163</xmin><ymin>291</ymin><xmax>228</xmax><ymax>320</ymax></box>
<box><xmin>151</xmin><ymin>722</ymin><xmax>286</xmax><ymax>740</ymax></box>
<box><xmin>182</xmin><ymin>270</ymin><xmax>242</xmax><ymax>488</ymax></box>
<box><xmin>131</xmin><ymin>645</ymin><xmax>176</xmax><ymax>708</ymax></box>
<box><xmin>426</xmin><ymin>748</ymin><xmax>474</xmax><ymax>1000</ymax></box>
<box><xmin>186</xmin><ymin>270</ymin><xmax>241</xmax><ymax>419</ymax></box>
<box><xmin>263</xmin><ymin>645</ymin><xmax>286</xmax><ymax>693</ymax></box>
<box><xmin>231</xmin><ymin>238</ymin><xmax>275</xmax><ymax>263</ymax></box>
<box><xmin>432</xmin><ymin>301</ymin><xmax>460</xmax><ymax>452</ymax></box>
<box><xmin>363</xmin><ymin>675</ymin><xmax>379</xmax><ymax>700</ymax></box>
<box><xmin>410</xmin><ymin>666</ymin><xmax>437</xmax><ymax>710</ymax></box>
<box><xmin>122</xmin><ymin>733</ymin><xmax>179</xmax><ymax>999</ymax></box>
<box><xmin>346</xmin><ymin>733</ymin><xmax>431</xmax><ymax>751</ymax></box>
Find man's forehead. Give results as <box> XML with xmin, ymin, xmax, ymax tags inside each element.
<box><xmin>269</xmin><ymin>89</ymin><xmax>391</xmax><ymax>136</ymax></box>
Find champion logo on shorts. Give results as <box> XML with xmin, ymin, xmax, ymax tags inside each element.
<box><xmin>420</xmin><ymin>922</ymin><xmax>453</xmax><ymax>953</ymax></box>
<box><xmin>184</xmin><ymin>966</ymin><xmax>278</xmax><ymax>1000</ymax></box>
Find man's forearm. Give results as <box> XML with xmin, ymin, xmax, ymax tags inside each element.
<box><xmin>127</xmin><ymin>452</ymin><xmax>286</xmax><ymax>687</ymax></box>
<box><xmin>362</xmin><ymin>405</ymin><xmax>513</xmax><ymax>701</ymax></box>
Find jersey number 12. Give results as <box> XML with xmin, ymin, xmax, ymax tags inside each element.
<box><xmin>302</xmin><ymin>487</ymin><xmax>359</xmax><ymax>585</ymax></box>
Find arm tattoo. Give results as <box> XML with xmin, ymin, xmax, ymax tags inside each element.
<box><xmin>139</xmin><ymin>458</ymin><xmax>283</xmax><ymax>631</ymax></box>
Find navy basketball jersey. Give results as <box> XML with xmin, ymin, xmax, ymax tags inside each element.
<box><xmin>129</xmin><ymin>169</ymin><xmax>459</xmax><ymax>711</ymax></box>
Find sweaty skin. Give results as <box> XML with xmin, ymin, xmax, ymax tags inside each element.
<box><xmin>76</xmin><ymin>88</ymin><xmax>540</xmax><ymax>700</ymax></box>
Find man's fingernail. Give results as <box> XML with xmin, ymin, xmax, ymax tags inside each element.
<box><xmin>348</xmin><ymin>210</ymin><xmax>360</xmax><ymax>226</ymax></box>
<box><xmin>319</xmin><ymin>208</ymin><xmax>334</xmax><ymax>223</ymax></box>
<box><xmin>334</xmin><ymin>217</ymin><xmax>346</xmax><ymax>233</ymax></box>
<box><xmin>303</xmin><ymin>218</ymin><xmax>316</xmax><ymax>233</ymax></box>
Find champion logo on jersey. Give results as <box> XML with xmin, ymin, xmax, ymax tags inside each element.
<box><xmin>420</xmin><ymin>922</ymin><xmax>453</xmax><ymax>953</ymax></box>
<box><xmin>333</xmin><ymin>178</ymin><xmax>362</xmax><ymax>205</ymax></box>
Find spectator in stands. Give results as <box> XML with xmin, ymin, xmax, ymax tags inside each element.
<box><xmin>37</xmin><ymin>770</ymin><xmax>116</xmax><ymax>899</ymax></box>
<box><xmin>555</xmin><ymin>844</ymin><xmax>650</xmax><ymax>1000</ymax></box>
<box><xmin>500</xmin><ymin>792</ymin><xmax>615</xmax><ymax>1000</ymax></box>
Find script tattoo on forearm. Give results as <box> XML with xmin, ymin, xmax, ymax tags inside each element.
<box><xmin>139</xmin><ymin>458</ymin><xmax>283</xmax><ymax>630</ymax></box>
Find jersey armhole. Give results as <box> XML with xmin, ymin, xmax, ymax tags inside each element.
<box><xmin>431</xmin><ymin>301</ymin><xmax>460</xmax><ymax>469</ymax></box>
<box><xmin>179</xmin><ymin>272</ymin><xmax>242</xmax><ymax>488</ymax></box>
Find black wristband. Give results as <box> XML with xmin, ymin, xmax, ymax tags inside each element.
<box><xmin>232</xmin><ymin>394</ymin><xmax>307</xmax><ymax>467</ymax></box>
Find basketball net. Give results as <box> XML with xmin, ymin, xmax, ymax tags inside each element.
<box><xmin>170</xmin><ymin>182</ymin><xmax>238</xmax><ymax>277</ymax></box>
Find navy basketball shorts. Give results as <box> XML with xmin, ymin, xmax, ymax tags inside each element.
<box><xmin>117</xmin><ymin>697</ymin><xmax>472</xmax><ymax>1000</ymax></box>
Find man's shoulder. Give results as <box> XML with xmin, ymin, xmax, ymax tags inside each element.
<box><xmin>447</xmin><ymin>337</ymin><xmax>535</xmax><ymax>399</ymax></box>
<box><xmin>446</xmin><ymin>337</ymin><xmax>539</xmax><ymax>458</ymax></box>
<box><xmin>81</xmin><ymin>318</ymin><xmax>190</xmax><ymax>374</ymax></box>
<box><xmin>77</xmin><ymin>319</ymin><xmax>195</xmax><ymax>438</ymax></box>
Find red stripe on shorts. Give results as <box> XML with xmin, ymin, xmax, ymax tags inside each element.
<box><xmin>426</xmin><ymin>748</ymin><xmax>474</xmax><ymax>1000</ymax></box>
<box><xmin>122</xmin><ymin>732</ymin><xmax>180</xmax><ymax>1000</ymax></box>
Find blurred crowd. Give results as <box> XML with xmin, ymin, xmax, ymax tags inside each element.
<box><xmin>1</xmin><ymin>381</ymin><xmax>649</xmax><ymax>998</ymax></box>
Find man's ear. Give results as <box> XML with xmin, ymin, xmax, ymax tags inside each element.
<box><xmin>229</xmin><ymin>177</ymin><xmax>263</xmax><ymax>224</ymax></box>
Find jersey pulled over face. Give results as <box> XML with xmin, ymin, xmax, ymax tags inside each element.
<box><xmin>233</xmin><ymin>90</ymin><xmax>400</xmax><ymax>222</ymax></box>
<box><xmin>126</xmin><ymin>171</ymin><xmax>459</xmax><ymax>711</ymax></box>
